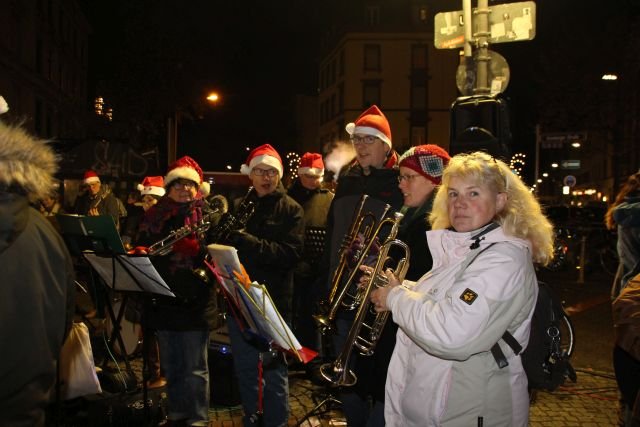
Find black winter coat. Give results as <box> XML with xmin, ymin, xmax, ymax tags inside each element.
<box><xmin>138</xmin><ymin>197</ymin><xmax>222</xmax><ymax>331</ymax></box>
<box><xmin>226</xmin><ymin>183</ymin><xmax>304</xmax><ymax>321</ymax></box>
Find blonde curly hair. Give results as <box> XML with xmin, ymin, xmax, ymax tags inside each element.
<box><xmin>429</xmin><ymin>151</ymin><xmax>555</xmax><ymax>266</ymax></box>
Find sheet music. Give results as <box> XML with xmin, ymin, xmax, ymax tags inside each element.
<box><xmin>83</xmin><ymin>253</ymin><xmax>175</xmax><ymax>297</ymax></box>
<box><xmin>207</xmin><ymin>244</ymin><xmax>303</xmax><ymax>355</ymax></box>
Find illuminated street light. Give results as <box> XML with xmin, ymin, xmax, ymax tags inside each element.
<box><xmin>206</xmin><ymin>92</ymin><xmax>220</xmax><ymax>103</ymax></box>
<box><xmin>571</xmin><ymin>142</ymin><xmax>581</xmax><ymax>148</ymax></box>
<box><xmin>551</xmin><ymin>163</ymin><xmax>559</xmax><ymax>168</ymax></box>
<box><xmin>602</xmin><ymin>74</ymin><xmax>618</xmax><ymax>81</ymax></box>
<box><xmin>542</xmin><ymin>172</ymin><xmax>548</xmax><ymax>177</ymax></box>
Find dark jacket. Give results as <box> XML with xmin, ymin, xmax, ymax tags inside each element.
<box><xmin>226</xmin><ymin>183</ymin><xmax>304</xmax><ymax>320</ymax></box>
<box><xmin>359</xmin><ymin>195</ymin><xmax>436</xmax><ymax>402</ymax></box>
<box><xmin>319</xmin><ymin>159</ymin><xmax>404</xmax><ymax>298</ymax></box>
<box><xmin>73</xmin><ymin>184</ymin><xmax>122</xmax><ymax>230</ymax></box>
<box><xmin>138</xmin><ymin>197</ymin><xmax>222</xmax><ymax>331</ymax></box>
<box><xmin>287</xmin><ymin>180</ymin><xmax>334</xmax><ymax>272</ymax></box>
<box><xmin>0</xmin><ymin>194</ymin><xmax>75</xmax><ymax>427</ymax></box>
<box><xmin>613</xmin><ymin>193</ymin><xmax>640</xmax><ymax>288</ymax></box>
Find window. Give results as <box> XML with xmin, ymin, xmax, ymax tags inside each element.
<box><xmin>364</xmin><ymin>44</ymin><xmax>380</xmax><ymax>71</ymax></box>
<box><xmin>411</xmin><ymin>45</ymin><xmax>428</xmax><ymax>69</ymax></box>
<box><xmin>362</xmin><ymin>81</ymin><xmax>381</xmax><ymax>108</ymax></box>
<box><xmin>366</xmin><ymin>6</ymin><xmax>380</xmax><ymax>25</ymax></box>
<box><xmin>411</xmin><ymin>86</ymin><xmax>426</xmax><ymax>109</ymax></box>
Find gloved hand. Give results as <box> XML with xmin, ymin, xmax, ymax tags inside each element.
<box><xmin>226</xmin><ymin>230</ymin><xmax>257</xmax><ymax>249</ymax></box>
<box><xmin>172</xmin><ymin>235</ymin><xmax>200</xmax><ymax>257</ymax></box>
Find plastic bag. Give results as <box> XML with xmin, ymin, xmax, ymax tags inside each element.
<box><xmin>59</xmin><ymin>322</ymin><xmax>102</xmax><ymax>399</ymax></box>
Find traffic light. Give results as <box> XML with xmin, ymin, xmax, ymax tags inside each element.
<box><xmin>449</xmin><ymin>95</ymin><xmax>512</xmax><ymax>160</ymax></box>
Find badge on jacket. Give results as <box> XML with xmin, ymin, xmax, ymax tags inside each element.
<box><xmin>460</xmin><ymin>288</ymin><xmax>478</xmax><ymax>305</ymax></box>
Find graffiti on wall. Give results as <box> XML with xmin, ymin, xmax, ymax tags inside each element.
<box><xmin>58</xmin><ymin>139</ymin><xmax>161</xmax><ymax>179</ymax></box>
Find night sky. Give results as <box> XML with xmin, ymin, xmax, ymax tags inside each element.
<box><xmin>82</xmin><ymin>0</ymin><xmax>639</xmax><ymax>174</ymax></box>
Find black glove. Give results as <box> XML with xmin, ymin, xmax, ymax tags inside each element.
<box><xmin>226</xmin><ymin>229</ymin><xmax>257</xmax><ymax>249</ymax></box>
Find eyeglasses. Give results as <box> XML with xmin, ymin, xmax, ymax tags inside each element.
<box><xmin>351</xmin><ymin>135</ymin><xmax>379</xmax><ymax>145</ymax></box>
<box><xmin>397</xmin><ymin>174</ymin><xmax>421</xmax><ymax>183</ymax></box>
<box><xmin>252</xmin><ymin>168</ymin><xmax>279</xmax><ymax>177</ymax></box>
<box><xmin>171</xmin><ymin>180</ymin><xmax>197</xmax><ymax>189</ymax></box>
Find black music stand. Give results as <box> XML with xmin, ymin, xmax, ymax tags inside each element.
<box><xmin>58</xmin><ymin>214</ymin><xmax>174</xmax><ymax>424</ymax></box>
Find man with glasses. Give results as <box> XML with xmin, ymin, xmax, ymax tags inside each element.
<box><xmin>73</xmin><ymin>169</ymin><xmax>122</xmax><ymax>230</ymax></box>
<box><xmin>137</xmin><ymin>156</ymin><xmax>224</xmax><ymax>427</ymax></box>
<box><xmin>316</xmin><ymin>105</ymin><xmax>403</xmax><ymax>426</ymax></box>
<box><xmin>224</xmin><ymin>143</ymin><xmax>304</xmax><ymax>426</ymax></box>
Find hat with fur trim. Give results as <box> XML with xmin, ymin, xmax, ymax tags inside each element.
<box><xmin>240</xmin><ymin>144</ymin><xmax>283</xmax><ymax>178</ymax></box>
<box><xmin>165</xmin><ymin>156</ymin><xmax>203</xmax><ymax>187</ymax></box>
<box><xmin>83</xmin><ymin>170</ymin><xmax>100</xmax><ymax>185</ymax></box>
<box><xmin>345</xmin><ymin>105</ymin><xmax>392</xmax><ymax>148</ymax></box>
<box><xmin>0</xmin><ymin>121</ymin><xmax>58</xmax><ymax>200</ymax></box>
<box><xmin>298</xmin><ymin>152</ymin><xmax>324</xmax><ymax>177</ymax></box>
<box><xmin>398</xmin><ymin>144</ymin><xmax>450</xmax><ymax>185</ymax></box>
<box><xmin>137</xmin><ymin>176</ymin><xmax>165</xmax><ymax>197</ymax></box>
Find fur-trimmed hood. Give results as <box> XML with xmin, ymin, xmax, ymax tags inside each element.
<box><xmin>0</xmin><ymin>121</ymin><xmax>58</xmax><ymax>200</ymax></box>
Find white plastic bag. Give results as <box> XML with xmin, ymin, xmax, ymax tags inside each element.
<box><xmin>58</xmin><ymin>322</ymin><xmax>102</xmax><ymax>399</ymax></box>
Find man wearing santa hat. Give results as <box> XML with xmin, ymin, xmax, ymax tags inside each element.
<box><xmin>287</xmin><ymin>152</ymin><xmax>334</xmax><ymax>350</ymax></box>
<box><xmin>317</xmin><ymin>105</ymin><xmax>403</xmax><ymax>426</ymax></box>
<box><xmin>137</xmin><ymin>156</ymin><xmax>224</xmax><ymax>426</ymax></box>
<box><xmin>73</xmin><ymin>169</ymin><xmax>122</xmax><ymax>231</ymax></box>
<box><xmin>225</xmin><ymin>143</ymin><xmax>304</xmax><ymax>427</ymax></box>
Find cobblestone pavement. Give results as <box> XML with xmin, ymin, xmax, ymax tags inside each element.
<box><xmin>205</xmin><ymin>367</ymin><xmax>620</xmax><ymax>426</ymax></box>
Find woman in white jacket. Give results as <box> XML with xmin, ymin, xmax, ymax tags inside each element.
<box><xmin>369</xmin><ymin>152</ymin><xmax>555</xmax><ymax>426</ymax></box>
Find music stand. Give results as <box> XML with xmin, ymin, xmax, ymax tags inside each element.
<box><xmin>207</xmin><ymin>244</ymin><xmax>318</xmax><ymax>423</ymax></box>
<box><xmin>58</xmin><ymin>214</ymin><xmax>174</xmax><ymax>423</ymax></box>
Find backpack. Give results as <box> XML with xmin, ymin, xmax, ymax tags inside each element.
<box><xmin>492</xmin><ymin>281</ymin><xmax>577</xmax><ymax>391</ymax></box>
<box><xmin>460</xmin><ymin>241</ymin><xmax>577</xmax><ymax>392</ymax></box>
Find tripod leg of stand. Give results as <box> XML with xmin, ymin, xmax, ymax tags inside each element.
<box><xmin>295</xmin><ymin>393</ymin><xmax>342</xmax><ymax>427</ymax></box>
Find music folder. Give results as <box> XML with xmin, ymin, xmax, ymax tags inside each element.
<box><xmin>207</xmin><ymin>243</ymin><xmax>317</xmax><ymax>363</ymax></box>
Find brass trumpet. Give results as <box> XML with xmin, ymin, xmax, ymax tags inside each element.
<box><xmin>320</xmin><ymin>211</ymin><xmax>410</xmax><ymax>386</ymax></box>
<box><xmin>313</xmin><ymin>194</ymin><xmax>391</xmax><ymax>332</ymax></box>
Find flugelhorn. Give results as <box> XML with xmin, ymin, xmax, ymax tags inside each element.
<box><xmin>320</xmin><ymin>211</ymin><xmax>410</xmax><ymax>387</ymax></box>
<box><xmin>313</xmin><ymin>194</ymin><xmax>391</xmax><ymax>332</ymax></box>
<box><xmin>147</xmin><ymin>201</ymin><xmax>224</xmax><ymax>256</ymax></box>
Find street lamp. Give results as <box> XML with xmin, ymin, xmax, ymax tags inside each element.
<box><xmin>167</xmin><ymin>92</ymin><xmax>223</xmax><ymax>164</ymax></box>
<box><xmin>206</xmin><ymin>92</ymin><xmax>220</xmax><ymax>104</ymax></box>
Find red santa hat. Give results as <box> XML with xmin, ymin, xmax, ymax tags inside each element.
<box><xmin>298</xmin><ymin>152</ymin><xmax>324</xmax><ymax>177</ymax></box>
<box><xmin>83</xmin><ymin>170</ymin><xmax>100</xmax><ymax>185</ymax></box>
<box><xmin>240</xmin><ymin>144</ymin><xmax>283</xmax><ymax>178</ymax></box>
<box><xmin>137</xmin><ymin>176</ymin><xmax>166</xmax><ymax>197</ymax></box>
<box><xmin>345</xmin><ymin>105</ymin><xmax>392</xmax><ymax>148</ymax></box>
<box><xmin>165</xmin><ymin>156</ymin><xmax>203</xmax><ymax>187</ymax></box>
<box><xmin>398</xmin><ymin>144</ymin><xmax>451</xmax><ymax>185</ymax></box>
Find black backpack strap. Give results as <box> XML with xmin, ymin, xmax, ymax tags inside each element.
<box><xmin>490</xmin><ymin>331</ymin><xmax>523</xmax><ymax>369</ymax></box>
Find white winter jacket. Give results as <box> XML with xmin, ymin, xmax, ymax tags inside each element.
<box><xmin>385</xmin><ymin>224</ymin><xmax>537</xmax><ymax>427</ymax></box>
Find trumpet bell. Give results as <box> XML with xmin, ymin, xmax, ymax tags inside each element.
<box><xmin>319</xmin><ymin>362</ymin><xmax>357</xmax><ymax>387</ymax></box>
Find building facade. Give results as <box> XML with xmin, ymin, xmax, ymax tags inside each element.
<box><xmin>316</xmin><ymin>0</ymin><xmax>458</xmax><ymax>155</ymax></box>
<box><xmin>0</xmin><ymin>0</ymin><xmax>90</xmax><ymax>138</ymax></box>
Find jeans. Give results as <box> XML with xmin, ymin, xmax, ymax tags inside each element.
<box><xmin>227</xmin><ymin>316</ymin><xmax>289</xmax><ymax>427</ymax></box>
<box><xmin>157</xmin><ymin>330</ymin><xmax>210</xmax><ymax>426</ymax></box>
